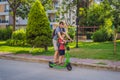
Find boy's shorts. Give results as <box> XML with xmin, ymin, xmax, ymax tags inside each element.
<box><xmin>59</xmin><ymin>50</ymin><xmax>65</xmax><ymax>56</ymax></box>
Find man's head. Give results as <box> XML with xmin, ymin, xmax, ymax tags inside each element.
<box><xmin>59</xmin><ymin>21</ymin><xmax>64</xmax><ymax>28</ymax></box>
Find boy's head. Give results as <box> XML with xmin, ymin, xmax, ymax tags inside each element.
<box><xmin>60</xmin><ymin>32</ymin><xmax>65</xmax><ymax>38</ymax></box>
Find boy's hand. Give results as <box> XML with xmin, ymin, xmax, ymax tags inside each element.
<box><xmin>63</xmin><ymin>40</ymin><xmax>66</xmax><ymax>43</ymax></box>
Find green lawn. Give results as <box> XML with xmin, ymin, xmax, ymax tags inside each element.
<box><xmin>70</xmin><ymin>41</ymin><xmax>120</xmax><ymax>60</ymax></box>
<box><xmin>0</xmin><ymin>40</ymin><xmax>120</xmax><ymax>61</ymax></box>
<box><xmin>0</xmin><ymin>41</ymin><xmax>54</xmax><ymax>56</ymax></box>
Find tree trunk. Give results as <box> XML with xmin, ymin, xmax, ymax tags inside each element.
<box><xmin>44</xmin><ymin>46</ymin><xmax>48</xmax><ymax>51</ymax></box>
<box><xmin>13</xmin><ymin>10</ymin><xmax>16</xmax><ymax>31</ymax></box>
<box><xmin>113</xmin><ymin>29</ymin><xmax>117</xmax><ymax>55</ymax></box>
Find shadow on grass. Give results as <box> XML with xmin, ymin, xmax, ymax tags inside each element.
<box><xmin>0</xmin><ymin>41</ymin><xmax>31</xmax><ymax>48</ymax></box>
<box><xmin>15</xmin><ymin>50</ymin><xmax>54</xmax><ymax>56</ymax></box>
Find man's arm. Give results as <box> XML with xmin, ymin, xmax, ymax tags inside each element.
<box><xmin>58</xmin><ymin>32</ymin><xmax>63</xmax><ymax>40</ymax></box>
<box><xmin>58</xmin><ymin>39</ymin><xmax>65</xmax><ymax>44</ymax></box>
<box><xmin>64</xmin><ymin>32</ymin><xmax>73</xmax><ymax>41</ymax></box>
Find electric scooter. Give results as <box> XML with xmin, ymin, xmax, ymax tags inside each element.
<box><xmin>49</xmin><ymin>41</ymin><xmax>72</xmax><ymax>71</ymax></box>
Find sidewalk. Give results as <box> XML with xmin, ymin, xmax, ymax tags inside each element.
<box><xmin>0</xmin><ymin>52</ymin><xmax>120</xmax><ymax>71</ymax></box>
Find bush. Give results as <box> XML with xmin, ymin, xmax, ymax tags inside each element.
<box><xmin>12</xmin><ymin>29</ymin><xmax>26</xmax><ymax>40</ymax></box>
<box><xmin>117</xmin><ymin>26</ymin><xmax>120</xmax><ymax>33</ymax></box>
<box><xmin>68</xmin><ymin>26</ymin><xmax>75</xmax><ymax>39</ymax></box>
<box><xmin>0</xmin><ymin>27</ymin><xmax>12</xmax><ymax>40</ymax></box>
<box><xmin>93</xmin><ymin>28</ymin><xmax>113</xmax><ymax>42</ymax></box>
<box><xmin>6</xmin><ymin>29</ymin><xmax>27</xmax><ymax>46</ymax></box>
<box><xmin>86</xmin><ymin>32</ymin><xmax>93</xmax><ymax>39</ymax></box>
<box><xmin>6</xmin><ymin>39</ymin><xmax>27</xmax><ymax>46</ymax></box>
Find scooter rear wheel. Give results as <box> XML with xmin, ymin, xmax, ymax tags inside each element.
<box><xmin>49</xmin><ymin>61</ymin><xmax>53</xmax><ymax>68</ymax></box>
<box><xmin>66</xmin><ymin>63</ymin><xmax>72</xmax><ymax>71</ymax></box>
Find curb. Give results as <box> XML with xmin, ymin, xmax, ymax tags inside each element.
<box><xmin>71</xmin><ymin>62</ymin><xmax>119</xmax><ymax>71</ymax></box>
<box><xmin>0</xmin><ymin>55</ymin><xmax>120</xmax><ymax>72</ymax></box>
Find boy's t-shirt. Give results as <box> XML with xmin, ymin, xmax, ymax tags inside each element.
<box><xmin>53</xmin><ymin>27</ymin><xmax>66</xmax><ymax>40</ymax></box>
<box><xmin>58</xmin><ymin>38</ymin><xmax>65</xmax><ymax>50</ymax></box>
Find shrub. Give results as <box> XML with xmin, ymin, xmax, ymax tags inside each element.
<box><xmin>0</xmin><ymin>27</ymin><xmax>12</xmax><ymax>40</ymax></box>
<box><xmin>12</xmin><ymin>29</ymin><xmax>26</xmax><ymax>40</ymax></box>
<box><xmin>93</xmin><ymin>28</ymin><xmax>113</xmax><ymax>42</ymax></box>
<box><xmin>6</xmin><ymin>39</ymin><xmax>27</xmax><ymax>46</ymax></box>
<box><xmin>86</xmin><ymin>32</ymin><xmax>93</xmax><ymax>39</ymax></box>
<box><xmin>68</xmin><ymin>26</ymin><xmax>75</xmax><ymax>40</ymax></box>
<box><xmin>6</xmin><ymin>29</ymin><xmax>27</xmax><ymax>46</ymax></box>
<box><xmin>117</xmin><ymin>26</ymin><xmax>120</xmax><ymax>33</ymax></box>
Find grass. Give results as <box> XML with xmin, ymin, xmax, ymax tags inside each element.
<box><xmin>0</xmin><ymin>40</ymin><xmax>120</xmax><ymax>61</ymax></box>
<box><xmin>69</xmin><ymin>40</ymin><xmax>120</xmax><ymax>61</ymax></box>
<box><xmin>0</xmin><ymin>41</ymin><xmax>54</xmax><ymax>56</ymax></box>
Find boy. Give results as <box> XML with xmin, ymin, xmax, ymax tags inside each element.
<box><xmin>58</xmin><ymin>32</ymin><xmax>66</xmax><ymax>65</ymax></box>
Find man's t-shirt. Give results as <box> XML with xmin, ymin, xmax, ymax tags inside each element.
<box><xmin>53</xmin><ymin>27</ymin><xmax>66</xmax><ymax>40</ymax></box>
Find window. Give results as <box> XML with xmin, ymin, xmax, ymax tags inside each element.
<box><xmin>5</xmin><ymin>4</ymin><xmax>9</xmax><ymax>12</ymax></box>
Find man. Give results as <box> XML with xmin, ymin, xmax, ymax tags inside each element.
<box><xmin>52</xmin><ymin>21</ymin><xmax>73</xmax><ymax>63</ymax></box>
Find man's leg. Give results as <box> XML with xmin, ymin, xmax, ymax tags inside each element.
<box><xmin>54</xmin><ymin>50</ymin><xmax>59</xmax><ymax>63</ymax></box>
<box><xmin>53</xmin><ymin>39</ymin><xmax>59</xmax><ymax>63</ymax></box>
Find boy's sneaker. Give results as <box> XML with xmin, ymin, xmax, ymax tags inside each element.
<box><xmin>54</xmin><ymin>61</ymin><xmax>59</xmax><ymax>64</ymax></box>
<box><xmin>59</xmin><ymin>63</ymin><xmax>64</xmax><ymax>66</ymax></box>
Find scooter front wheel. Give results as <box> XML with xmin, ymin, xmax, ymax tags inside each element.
<box><xmin>66</xmin><ymin>63</ymin><xmax>72</xmax><ymax>71</ymax></box>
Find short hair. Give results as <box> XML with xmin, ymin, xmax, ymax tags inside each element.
<box><xmin>59</xmin><ymin>21</ymin><xmax>64</xmax><ymax>25</ymax></box>
<box><xmin>60</xmin><ymin>32</ymin><xmax>65</xmax><ymax>35</ymax></box>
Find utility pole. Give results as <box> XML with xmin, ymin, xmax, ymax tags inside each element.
<box><xmin>76</xmin><ymin>0</ymin><xmax>80</xmax><ymax>48</ymax></box>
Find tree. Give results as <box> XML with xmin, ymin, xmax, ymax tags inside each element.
<box><xmin>109</xmin><ymin>0</ymin><xmax>120</xmax><ymax>55</ymax></box>
<box><xmin>16</xmin><ymin>0</ymin><xmax>34</xmax><ymax>19</ymax></box>
<box><xmin>60</xmin><ymin>0</ymin><xmax>92</xmax><ymax>25</ymax></box>
<box><xmin>16</xmin><ymin>0</ymin><xmax>53</xmax><ymax>19</ymax></box>
<box><xmin>26</xmin><ymin>0</ymin><xmax>52</xmax><ymax>51</ymax></box>
<box><xmin>7</xmin><ymin>0</ymin><xmax>26</xmax><ymax>31</ymax></box>
<box><xmin>86</xmin><ymin>0</ymin><xmax>113</xmax><ymax>27</ymax></box>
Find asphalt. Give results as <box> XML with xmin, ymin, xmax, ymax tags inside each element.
<box><xmin>0</xmin><ymin>59</ymin><xmax>120</xmax><ymax>80</ymax></box>
<box><xmin>0</xmin><ymin>52</ymin><xmax>120</xmax><ymax>71</ymax></box>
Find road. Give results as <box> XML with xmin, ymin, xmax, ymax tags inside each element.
<box><xmin>0</xmin><ymin>59</ymin><xmax>120</xmax><ymax>80</ymax></box>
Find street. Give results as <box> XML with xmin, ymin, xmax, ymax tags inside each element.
<box><xmin>0</xmin><ymin>59</ymin><xmax>120</xmax><ymax>80</ymax></box>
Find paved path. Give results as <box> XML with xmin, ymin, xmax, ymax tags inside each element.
<box><xmin>0</xmin><ymin>59</ymin><xmax>120</xmax><ymax>80</ymax></box>
<box><xmin>0</xmin><ymin>52</ymin><xmax>120</xmax><ymax>71</ymax></box>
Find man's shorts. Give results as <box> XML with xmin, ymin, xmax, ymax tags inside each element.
<box><xmin>59</xmin><ymin>50</ymin><xmax>65</xmax><ymax>56</ymax></box>
<box><xmin>53</xmin><ymin>39</ymin><xmax>58</xmax><ymax>51</ymax></box>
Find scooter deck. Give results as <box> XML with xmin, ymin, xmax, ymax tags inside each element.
<box><xmin>49</xmin><ymin>61</ymin><xmax>67</xmax><ymax>69</ymax></box>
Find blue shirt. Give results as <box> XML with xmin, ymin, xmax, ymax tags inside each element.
<box><xmin>53</xmin><ymin>27</ymin><xmax>66</xmax><ymax>40</ymax></box>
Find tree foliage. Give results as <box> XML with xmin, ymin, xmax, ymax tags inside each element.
<box><xmin>7</xmin><ymin>0</ymin><xmax>27</xmax><ymax>31</ymax></box>
<box><xmin>26</xmin><ymin>0</ymin><xmax>52</xmax><ymax>51</ymax></box>
<box><xmin>16</xmin><ymin>0</ymin><xmax>53</xmax><ymax>19</ymax></box>
<box><xmin>85</xmin><ymin>0</ymin><xmax>113</xmax><ymax>27</ymax></box>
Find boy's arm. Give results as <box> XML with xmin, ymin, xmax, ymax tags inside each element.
<box><xmin>58</xmin><ymin>39</ymin><xmax>65</xmax><ymax>44</ymax></box>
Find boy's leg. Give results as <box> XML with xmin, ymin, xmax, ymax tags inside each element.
<box><xmin>61</xmin><ymin>50</ymin><xmax>65</xmax><ymax>63</ymax></box>
<box><xmin>61</xmin><ymin>55</ymin><xmax>64</xmax><ymax>63</ymax></box>
<box><xmin>59</xmin><ymin>56</ymin><xmax>62</xmax><ymax>64</ymax></box>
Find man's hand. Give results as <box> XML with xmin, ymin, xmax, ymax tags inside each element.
<box><xmin>68</xmin><ymin>38</ymin><xmax>73</xmax><ymax>42</ymax></box>
<box><xmin>70</xmin><ymin>39</ymin><xmax>73</xmax><ymax>42</ymax></box>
